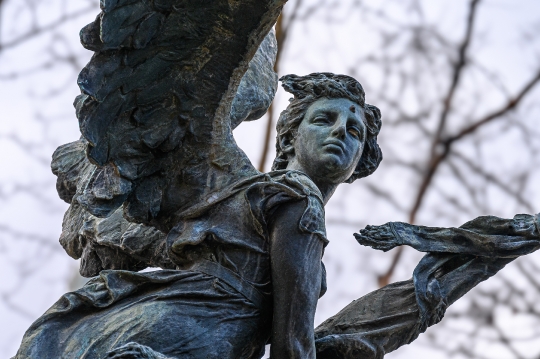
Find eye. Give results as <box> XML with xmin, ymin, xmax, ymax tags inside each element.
<box><xmin>313</xmin><ymin>115</ymin><xmax>330</xmax><ymax>124</ymax></box>
<box><xmin>348</xmin><ymin>127</ymin><xmax>361</xmax><ymax>139</ymax></box>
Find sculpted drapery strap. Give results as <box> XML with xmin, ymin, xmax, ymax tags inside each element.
<box><xmin>191</xmin><ymin>260</ymin><xmax>268</xmax><ymax>310</ymax></box>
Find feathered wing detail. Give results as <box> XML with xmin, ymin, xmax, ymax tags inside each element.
<box><xmin>230</xmin><ymin>28</ymin><xmax>278</xmax><ymax>128</ymax></box>
<box><xmin>52</xmin><ymin>21</ymin><xmax>279</xmax><ymax>276</ymax></box>
<box><xmin>53</xmin><ymin>139</ymin><xmax>174</xmax><ymax>276</ymax></box>
<box><xmin>74</xmin><ymin>0</ymin><xmax>283</xmax><ymax>232</ymax></box>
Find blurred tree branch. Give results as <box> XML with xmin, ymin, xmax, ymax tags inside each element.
<box><xmin>258</xmin><ymin>0</ymin><xmax>327</xmax><ymax>171</ymax></box>
<box><xmin>0</xmin><ymin>2</ymin><xmax>97</xmax><ymax>354</ymax></box>
<box><xmin>0</xmin><ymin>6</ymin><xmax>93</xmax><ymax>53</ymax></box>
<box><xmin>377</xmin><ymin>0</ymin><xmax>540</xmax><ymax>287</ymax></box>
<box><xmin>258</xmin><ymin>0</ymin><xmax>305</xmax><ymax>171</ymax></box>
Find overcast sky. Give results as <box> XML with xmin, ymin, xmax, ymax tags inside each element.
<box><xmin>1</xmin><ymin>1</ymin><xmax>540</xmax><ymax>358</ymax></box>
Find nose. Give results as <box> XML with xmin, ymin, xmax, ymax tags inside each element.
<box><xmin>331</xmin><ymin>117</ymin><xmax>347</xmax><ymax>140</ymax></box>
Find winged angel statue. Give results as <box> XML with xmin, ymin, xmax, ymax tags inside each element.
<box><xmin>14</xmin><ymin>1</ymin><xmax>540</xmax><ymax>358</ymax></box>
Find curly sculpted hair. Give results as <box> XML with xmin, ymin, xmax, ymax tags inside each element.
<box><xmin>271</xmin><ymin>73</ymin><xmax>383</xmax><ymax>183</ymax></box>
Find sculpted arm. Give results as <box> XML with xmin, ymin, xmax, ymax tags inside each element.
<box><xmin>356</xmin><ymin>214</ymin><xmax>540</xmax><ymax>258</ymax></box>
<box><xmin>269</xmin><ymin>199</ymin><xmax>324</xmax><ymax>359</ymax></box>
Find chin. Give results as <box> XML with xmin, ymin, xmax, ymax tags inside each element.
<box><xmin>317</xmin><ymin>156</ymin><xmax>354</xmax><ymax>182</ymax></box>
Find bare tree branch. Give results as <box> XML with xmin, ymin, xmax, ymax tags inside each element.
<box><xmin>452</xmin><ymin>151</ymin><xmax>535</xmax><ymax>212</ymax></box>
<box><xmin>445</xmin><ymin>68</ymin><xmax>540</xmax><ymax>144</ymax></box>
<box><xmin>378</xmin><ymin>0</ymin><xmax>540</xmax><ymax>287</ymax></box>
<box><xmin>409</xmin><ymin>0</ymin><xmax>481</xmax><ymax>227</ymax></box>
<box><xmin>0</xmin><ymin>5</ymin><xmax>93</xmax><ymax>53</ymax></box>
<box><xmin>431</xmin><ymin>0</ymin><xmax>480</xmax><ymax>148</ymax></box>
<box><xmin>0</xmin><ymin>224</ymin><xmax>57</xmax><ymax>249</ymax></box>
<box><xmin>258</xmin><ymin>13</ymin><xmax>283</xmax><ymax>171</ymax></box>
<box><xmin>258</xmin><ymin>0</ymin><xmax>304</xmax><ymax>171</ymax></box>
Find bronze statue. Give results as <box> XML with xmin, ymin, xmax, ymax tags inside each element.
<box><xmin>13</xmin><ymin>1</ymin><xmax>540</xmax><ymax>358</ymax></box>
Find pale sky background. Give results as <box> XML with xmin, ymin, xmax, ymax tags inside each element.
<box><xmin>1</xmin><ymin>0</ymin><xmax>540</xmax><ymax>358</ymax></box>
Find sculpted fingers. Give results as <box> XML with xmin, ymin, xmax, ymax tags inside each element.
<box><xmin>363</xmin><ymin>224</ymin><xmax>395</xmax><ymax>239</ymax></box>
<box><xmin>354</xmin><ymin>233</ymin><xmax>395</xmax><ymax>251</ymax></box>
<box><xmin>354</xmin><ymin>223</ymin><xmax>400</xmax><ymax>251</ymax></box>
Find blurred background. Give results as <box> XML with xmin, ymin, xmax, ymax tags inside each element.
<box><xmin>1</xmin><ymin>0</ymin><xmax>540</xmax><ymax>358</ymax></box>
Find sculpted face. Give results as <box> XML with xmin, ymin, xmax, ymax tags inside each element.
<box><xmin>287</xmin><ymin>97</ymin><xmax>366</xmax><ymax>186</ymax></box>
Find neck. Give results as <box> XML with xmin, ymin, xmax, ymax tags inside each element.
<box><xmin>314</xmin><ymin>182</ymin><xmax>338</xmax><ymax>205</ymax></box>
<box><xmin>286</xmin><ymin>160</ymin><xmax>339</xmax><ymax>205</ymax></box>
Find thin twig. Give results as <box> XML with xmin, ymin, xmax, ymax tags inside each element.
<box><xmin>0</xmin><ymin>5</ymin><xmax>93</xmax><ymax>53</ymax></box>
<box><xmin>258</xmin><ymin>0</ymin><xmax>304</xmax><ymax>171</ymax></box>
<box><xmin>445</xmin><ymin>69</ymin><xmax>540</xmax><ymax>143</ymax></box>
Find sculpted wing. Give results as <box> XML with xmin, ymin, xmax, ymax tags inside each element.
<box><xmin>73</xmin><ymin>0</ymin><xmax>283</xmax><ymax>232</ymax></box>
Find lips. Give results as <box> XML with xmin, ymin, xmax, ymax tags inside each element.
<box><xmin>323</xmin><ymin>140</ymin><xmax>345</xmax><ymax>152</ymax></box>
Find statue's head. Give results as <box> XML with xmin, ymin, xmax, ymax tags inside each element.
<box><xmin>272</xmin><ymin>73</ymin><xmax>382</xmax><ymax>185</ymax></box>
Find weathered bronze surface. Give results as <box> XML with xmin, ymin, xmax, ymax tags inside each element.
<box><xmin>13</xmin><ymin>1</ymin><xmax>539</xmax><ymax>358</ymax></box>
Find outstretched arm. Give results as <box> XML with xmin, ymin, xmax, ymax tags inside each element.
<box><xmin>269</xmin><ymin>200</ymin><xmax>324</xmax><ymax>359</ymax></box>
<box><xmin>356</xmin><ymin>213</ymin><xmax>540</xmax><ymax>257</ymax></box>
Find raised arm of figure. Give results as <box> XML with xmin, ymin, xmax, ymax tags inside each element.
<box><xmin>269</xmin><ymin>199</ymin><xmax>325</xmax><ymax>359</ymax></box>
<box><xmin>356</xmin><ymin>213</ymin><xmax>540</xmax><ymax>258</ymax></box>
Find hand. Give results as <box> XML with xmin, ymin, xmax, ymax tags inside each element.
<box><xmin>354</xmin><ymin>223</ymin><xmax>400</xmax><ymax>252</ymax></box>
<box><xmin>105</xmin><ymin>342</ymin><xmax>169</xmax><ymax>359</ymax></box>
